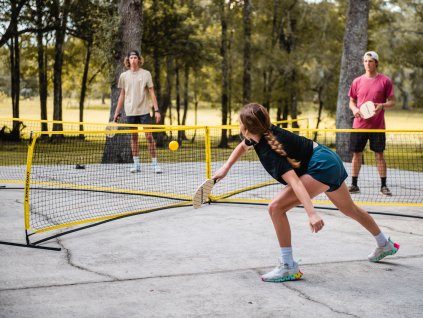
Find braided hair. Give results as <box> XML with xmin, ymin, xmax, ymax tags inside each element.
<box><xmin>240</xmin><ymin>103</ymin><xmax>301</xmax><ymax>169</ymax></box>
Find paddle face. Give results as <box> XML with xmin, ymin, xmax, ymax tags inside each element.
<box><xmin>360</xmin><ymin>101</ymin><xmax>376</xmax><ymax>119</ymax></box>
<box><xmin>193</xmin><ymin>179</ymin><xmax>216</xmax><ymax>209</ymax></box>
<box><xmin>105</xmin><ymin>121</ymin><xmax>118</xmax><ymax>138</ymax></box>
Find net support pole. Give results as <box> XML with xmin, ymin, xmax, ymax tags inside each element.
<box><xmin>0</xmin><ymin>240</ymin><xmax>61</xmax><ymax>251</ymax></box>
<box><xmin>205</xmin><ymin>126</ymin><xmax>212</xmax><ymax>179</ymax></box>
<box><xmin>0</xmin><ymin>230</ymin><xmax>61</xmax><ymax>251</ymax></box>
<box><xmin>24</xmin><ymin>132</ymin><xmax>37</xmax><ymax>231</ymax></box>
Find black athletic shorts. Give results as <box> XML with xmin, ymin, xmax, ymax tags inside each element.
<box><xmin>126</xmin><ymin>114</ymin><xmax>153</xmax><ymax>126</ymax></box>
<box><xmin>349</xmin><ymin>131</ymin><xmax>386</xmax><ymax>153</ymax></box>
<box><xmin>307</xmin><ymin>145</ymin><xmax>348</xmax><ymax>192</ymax></box>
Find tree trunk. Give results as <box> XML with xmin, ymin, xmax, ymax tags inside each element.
<box><xmin>283</xmin><ymin>99</ymin><xmax>288</xmax><ymax>123</ymax></box>
<box><xmin>79</xmin><ymin>40</ymin><xmax>92</xmax><ymax>137</ymax></box>
<box><xmin>8</xmin><ymin>0</ymin><xmax>20</xmax><ymax>134</ymax></box>
<box><xmin>8</xmin><ymin>0</ymin><xmax>19</xmax><ymax>135</ymax></box>
<box><xmin>0</xmin><ymin>0</ymin><xmax>29</xmax><ymax>48</ymax></box>
<box><xmin>52</xmin><ymin>0</ymin><xmax>70</xmax><ymax>133</ymax></box>
<box><xmin>155</xmin><ymin>56</ymin><xmax>173</xmax><ymax>147</ymax></box>
<box><xmin>182</xmin><ymin>63</ymin><xmax>189</xmax><ymax>126</ymax></box>
<box><xmin>163</xmin><ymin>57</ymin><xmax>173</xmax><ymax>124</ymax></box>
<box><xmin>10</xmin><ymin>37</ymin><xmax>19</xmax><ymax>120</ymax></box>
<box><xmin>219</xmin><ymin>0</ymin><xmax>229</xmax><ymax>148</ymax></box>
<box><xmin>243</xmin><ymin>0</ymin><xmax>252</xmax><ymax>105</ymax></box>
<box><xmin>193</xmin><ymin>67</ymin><xmax>199</xmax><ymax>127</ymax></box>
<box><xmin>175</xmin><ymin>64</ymin><xmax>181</xmax><ymax>125</ymax></box>
<box><xmin>152</xmin><ymin>0</ymin><xmax>162</xmax><ymax>113</ymax></box>
<box><xmin>227</xmin><ymin>28</ymin><xmax>233</xmax><ymax>127</ymax></box>
<box><xmin>153</xmin><ymin>47</ymin><xmax>162</xmax><ymax>111</ymax></box>
<box><xmin>276</xmin><ymin>98</ymin><xmax>283</xmax><ymax>124</ymax></box>
<box><xmin>290</xmin><ymin>69</ymin><xmax>299</xmax><ymax>129</ymax></box>
<box><xmin>395</xmin><ymin>69</ymin><xmax>409</xmax><ymax>110</ymax></box>
<box><xmin>103</xmin><ymin>0</ymin><xmax>143</xmax><ymax>163</ymax></box>
<box><xmin>10</xmin><ymin>33</ymin><xmax>21</xmax><ymax>140</ymax></box>
<box><xmin>109</xmin><ymin>0</ymin><xmax>143</xmax><ymax>122</ymax></box>
<box><xmin>314</xmin><ymin>85</ymin><xmax>324</xmax><ymax>141</ymax></box>
<box><xmin>179</xmin><ymin>63</ymin><xmax>189</xmax><ymax>140</ymax></box>
<box><xmin>335</xmin><ymin>0</ymin><xmax>369</xmax><ymax>161</ymax></box>
<box><xmin>278</xmin><ymin>6</ymin><xmax>299</xmax><ymax>130</ymax></box>
<box><xmin>175</xmin><ymin>63</ymin><xmax>185</xmax><ymax>141</ymax></box>
<box><xmin>262</xmin><ymin>0</ymin><xmax>280</xmax><ymax>112</ymax></box>
<box><xmin>262</xmin><ymin>69</ymin><xmax>272</xmax><ymax>111</ymax></box>
<box><xmin>36</xmin><ymin>0</ymin><xmax>48</xmax><ymax>133</ymax></box>
<box><xmin>399</xmin><ymin>87</ymin><xmax>409</xmax><ymax>110</ymax></box>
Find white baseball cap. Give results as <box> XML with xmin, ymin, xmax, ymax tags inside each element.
<box><xmin>363</xmin><ymin>51</ymin><xmax>379</xmax><ymax>62</ymax></box>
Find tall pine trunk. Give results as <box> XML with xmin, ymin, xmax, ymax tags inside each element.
<box><xmin>52</xmin><ymin>0</ymin><xmax>70</xmax><ymax>134</ymax></box>
<box><xmin>109</xmin><ymin>0</ymin><xmax>143</xmax><ymax>122</ymax></box>
<box><xmin>262</xmin><ymin>0</ymin><xmax>280</xmax><ymax>111</ymax></box>
<box><xmin>175</xmin><ymin>64</ymin><xmax>181</xmax><ymax>125</ymax></box>
<box><xmin>218</xmin><ymin>0</ymin><xmax>229</xmax><ymax>148</ymax></box>
<box><xmin>79</xmin><ymin>40</ymin><xmax>92</xmax><ymax>137</ymax></box>
<box><xmin>335</xmin><ymin>0</ymin><xmax>369</xmax><ymax>161</ymax></box>
<box><xmin>103</xmin><ymin>0</ymin><xmax>143</xmax><ymax>164</ymax></box>
<box><xmin>10</xmin><ymin>33</ymin><xmax>21</xmax><ymax>140</ymax></box>
<box><xmin>36</xmin><ymin>0</ymin><xmax>48</xmax><ymax>133</ymax></box>
<box><xmin>182</xmin><ymin>63</ymin><xmax>189</xmax><ymax>127</ymax></box>
<box><xmin>243</xmin><ymin>0</ymin><xmax>252</xmax><ymax>105</ymax></box>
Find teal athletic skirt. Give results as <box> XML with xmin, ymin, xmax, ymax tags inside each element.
<box><xmin>306</xmin><ymin>144</ymin><xmax>348</xmax><ymax>192</ymax></box>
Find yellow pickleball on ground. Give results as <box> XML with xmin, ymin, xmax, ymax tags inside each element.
<box><xmin>169</xmin><ymin>140</ymin><xmax>179</xmax><ymax>151</ymax></box>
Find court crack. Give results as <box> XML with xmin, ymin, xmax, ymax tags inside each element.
<box><xmin>56</xmin><ymin>238</ymin><xmax>119</xmax><ymax>281</ymax></box>
<box><xmin>282</xmin><ymin>283</ymin><xmax>360</xmax><ymax>318</ymax></box>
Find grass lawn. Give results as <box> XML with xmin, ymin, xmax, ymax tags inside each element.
<box><xmin>1</xmin><ymin>97</ymin><xmax>422</xmax><ymax>171</ymax></box>
<box><xmin>1</xmin><ymin>97</ymin><xmax>423</xmax><ymax>129</ymax></box>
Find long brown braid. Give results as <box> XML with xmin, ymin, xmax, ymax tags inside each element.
<box><xmin>240</xmin><ymin>103</ymin><xmax>301</xmax><ymax>169</ymax></box>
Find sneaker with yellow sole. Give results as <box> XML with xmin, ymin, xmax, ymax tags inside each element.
<box><xmin>261</xmin><ymin>260</ymin><xmax>303</xmax><ymax>282</ymax></box>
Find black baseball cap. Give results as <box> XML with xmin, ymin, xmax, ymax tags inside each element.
<box><xmin>128</xmin><ymin>50</ymin><xmax>140</xmax><ymax>58</ymax></box>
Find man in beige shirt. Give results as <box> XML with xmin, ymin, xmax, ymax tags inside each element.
<box><xmin>114</xmin><ymin>50</ymin><xmax>162</xmax><ymax>173</ymax></box>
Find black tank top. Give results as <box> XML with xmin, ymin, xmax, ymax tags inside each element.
<box><xmin>252</xmin><ymin>125</ymin><xmax>314</xmax><ymax>185</ymax></box>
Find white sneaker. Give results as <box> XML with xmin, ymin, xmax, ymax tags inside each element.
<box><xmin>261</xmin><ymin>260</ymin><xmax>302</xmax><ymax>282</ymax></box>
<box><xmin>153</xmin><ymin>164</ymin><xmax>162</xmax><ymax>174</ymax></box>
<box><xmin>368</xmin><ymin>238</ymin><xmax>400</xmax><ymax>262</ymax></box>
<box><xmin>130</xmin><ymin>165</ymin><xmax>141</xmax><ymax>173</ymax></box>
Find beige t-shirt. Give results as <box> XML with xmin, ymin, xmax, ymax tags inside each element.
<box><xmin>118</xmin><ymin>69</ymin><xmax>154</xmax><ymax>116</ymax></box>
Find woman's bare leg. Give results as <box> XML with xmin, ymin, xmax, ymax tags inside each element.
<box><xmin>326</xmin><ymin>182</ymin><xmax>381</xmax><ymax>235</ymax></box>
<box><xmin>268</xmin><ymin>175</ymin><xmax>329</xmax><ymax>247</ymax></box>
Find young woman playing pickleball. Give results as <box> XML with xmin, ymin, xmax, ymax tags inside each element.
<box><xmin>212</xmin><ymin>103</ymin><xmax>399</xmax><ymax>282</ymax></box>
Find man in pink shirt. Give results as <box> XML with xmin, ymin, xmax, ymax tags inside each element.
<box><xmin>348</xmin><ymin>51</ymin><xmax>396</xmax><ymax>195</ymax></box>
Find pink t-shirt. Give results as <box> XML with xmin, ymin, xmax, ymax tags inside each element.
<box><xmin>348</xmin><ymin>74</ymin><xmax>395</xmax><ymax>129</ymax></box>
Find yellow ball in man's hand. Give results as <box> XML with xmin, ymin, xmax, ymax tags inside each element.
<box><xmin>169</xmin><ymin>140</ymin><xmax>179</xmax><ymax>151</ymax></box>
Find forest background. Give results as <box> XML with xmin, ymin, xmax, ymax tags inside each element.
<box><xmin>1</xmin><ymin>0</ymin><xmax>423</xmax><ymax>139</ymax></box>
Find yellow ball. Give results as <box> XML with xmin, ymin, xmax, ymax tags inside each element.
<box><xmin>169</xmin><ymin>140</ymin><xmax>179</xmax><ymax>151</ymax></box>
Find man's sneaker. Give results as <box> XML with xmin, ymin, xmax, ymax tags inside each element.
<box><xmin>261</xmin><ymin>260</ymin><xmax>302</xmax><ymax>282</ymax></box>
<box><xmin>349</xmin><ymin>185</ymin><xmax>360</xmax><ymax>193</ymax></box>
<box><xmin>380</xmin><ymin>186</ymin><xmax>392</xmax><ymax>196</ymax></box>
<box><xmin>130</xmin><ymin>165</ymin><xmax>141</xmax><ymax>173</ymax></box>
<box><xmin>153</xmin><ymin>164</ymin><xmax>162</xmax><ymax>174</ymax></box>
<box><xmin>368</xmin><ymin>238</ymin><xmax>400</xmax><ymax>262</ymax></box>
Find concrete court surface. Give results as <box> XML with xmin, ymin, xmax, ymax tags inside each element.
<box><xmin>0</xmin><ymin>187</ymin><xmax>423</xmax><ymax>318</ymax></box>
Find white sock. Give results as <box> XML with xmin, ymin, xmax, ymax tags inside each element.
<box><xmin>151</xmin><ymin>157</ymin><xmax>157</xmax><ymax>165</ymax></box>
<box><xmin>374</xmin><ymin>232</ymin><xmax>388</xmax><ymax>247</ymax></box>
<box><xmin>280</xmin><ymin>247</ymin><xmax>294</xmax><ymax>268</ymax></box>
<box><xmin>133</xmin><ymin>156</ymin><xmax>140</xmax><ymax>165</ymax></box>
